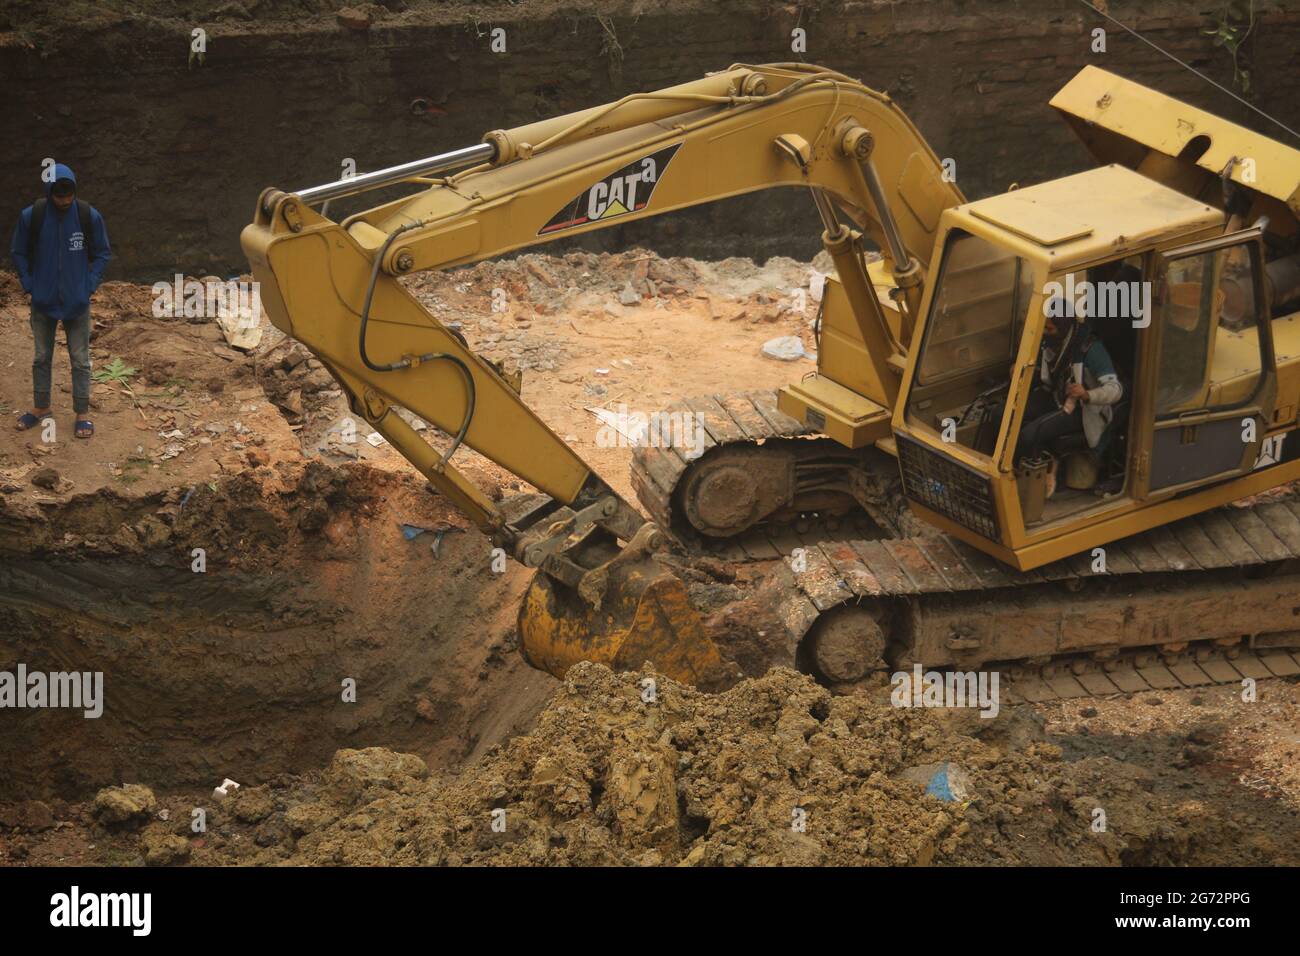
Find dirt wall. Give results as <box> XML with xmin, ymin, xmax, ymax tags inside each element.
<box><xmin>2</xmin><ymin>0</ymin><xmax>1298</xmax><ymax>282</ymax></box>
<box><xmin>0</xmin><ymin>463</ymin><xmax>557</xmax><ymax>801</ymax></box>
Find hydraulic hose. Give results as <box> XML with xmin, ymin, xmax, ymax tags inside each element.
<box><xmin>358</xmin><ymin>222</ymin><xmax>477</xmax><ymax>464</ymax></box>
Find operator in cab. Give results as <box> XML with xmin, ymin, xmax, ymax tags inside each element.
<box><xmin>1016</xmin><ymin>296</ymin><xmax>1123</xmax><ymax>495</ymax></box>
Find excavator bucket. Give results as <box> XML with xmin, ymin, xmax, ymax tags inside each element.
<box><xmin>518</xmin><ymin>553</ymin><xmax>730</xmax><ymax>689</ymax></box>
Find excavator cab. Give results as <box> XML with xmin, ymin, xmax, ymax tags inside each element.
<box><xmin>894</xmin><ymin>164</ymin><xmax>1284</xmax><ymax>571</ymax></box>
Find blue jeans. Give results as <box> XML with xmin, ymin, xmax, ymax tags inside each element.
<box><xmin>31</xmin><ymin>306</ymin><xmax>91</xmax><ymax>416</ymax></box>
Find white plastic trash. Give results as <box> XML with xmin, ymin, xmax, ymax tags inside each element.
<box><xmin>809</xmin><ymin>270</ymin><xmax>827</xmax><ymax>302</ymax></box>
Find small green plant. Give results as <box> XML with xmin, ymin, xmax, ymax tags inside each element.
<box><xmin>93</xmin><ymin>357</ymin><xmax>138</xmax><ymax>385</ymax></box>
<box><xmin>1205</xmin><ymin>1</ymin><xmax>1256</xmax><ymax>95</ymax></box>
<box><xmin>95</xmin><ymin>356</ymin><xmax>146</xmax><ymax>419</ymax></box>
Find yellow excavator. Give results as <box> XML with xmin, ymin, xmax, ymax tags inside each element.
<box><xmin>242</xmin><ymin>63</ymin><xmax>1300</xmax><ymax>700</ymax></box>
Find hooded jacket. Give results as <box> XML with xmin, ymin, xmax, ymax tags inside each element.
<box><xmin>10</xmin><ymin>164</ymin><xmax>111</xmax><ymax>321</ymax></box>
<box><xmin>1038</xmin><ymin>319</ymin><xmax>1124</xmax><ymax>449</ymax></box>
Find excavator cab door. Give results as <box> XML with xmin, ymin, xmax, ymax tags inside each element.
<box><xmin>1135</xmin><ymin>229</ymin><xmax>1277</xmax><ymax>498</ymax></box>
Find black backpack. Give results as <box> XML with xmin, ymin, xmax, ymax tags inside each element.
<box><xmin>26</xmin><ymin>197</ymin><xmax>96</xmax><ymax>263</ymax></box>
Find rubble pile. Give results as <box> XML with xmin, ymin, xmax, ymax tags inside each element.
<box><xmin>66</xmin><ymin>664</ymin><xmax>1288</xmax><ymax>868</ymax></box>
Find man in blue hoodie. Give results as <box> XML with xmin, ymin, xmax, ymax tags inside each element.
<box><xmin>10</xmin><ymin>163</ymin><xmax>111</xmax><ymax>439</ymax></box>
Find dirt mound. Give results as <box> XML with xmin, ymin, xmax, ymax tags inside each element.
<box><xmin>181</xmin><ymin>664</ymin><xmax>958</xmax><ymax>865</ymax></box>
<box><xmin>129</xmin><ymin>664</ymin><xmax>1290</xmax><ymax>867</ymax></box>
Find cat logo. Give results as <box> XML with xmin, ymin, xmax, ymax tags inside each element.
<box><xmin>1253</xmin><ymin>433</ymin><xmax>1287</xmax><ymax>470</ymax></box>
<box><xmin>538</xmin><ymin>144</ymin><xmax>681</xmax><ymax>235</ymax></box>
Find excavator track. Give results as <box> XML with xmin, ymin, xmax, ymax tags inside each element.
<box><xmin>771</xmin><ymin>506</ymin><xmax>1300</xmax><ymax>700</ymax></box>
<box><xmin>631</xmin><ymin>390</ymin><xmax>807</xmax><ymax>533</ymax></box>
<box><xmin>631</xmin><ymin>389</ymin><xmax>912</xmax><ymax>546</ymax></box>
<box><xmin>633</xmin><ymin>392</ymin><xmax>1300</xmax><ymax>701</ymax></box>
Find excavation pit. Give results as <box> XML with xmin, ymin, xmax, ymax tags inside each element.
<box><xmin>0</xmin><ymin>463</ymin><xmax>556</xmax><ymax>802</ymax></box>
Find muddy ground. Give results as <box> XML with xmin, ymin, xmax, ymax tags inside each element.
<box><xmin>1</xmin><ymin>251</ymin><xmax>1297</xmax><ymax>866</ymax></box>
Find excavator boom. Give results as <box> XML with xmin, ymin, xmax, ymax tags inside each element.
<box><xmin>240</xmin><ymin>63</ymin><xmax>959</xmax><ymax>684</ymax></box>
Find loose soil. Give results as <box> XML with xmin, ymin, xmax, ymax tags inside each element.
<box><xmin>4</xmin><ymin>665</ymin><xmax>1298</xmax><ymax>867</ymax></box>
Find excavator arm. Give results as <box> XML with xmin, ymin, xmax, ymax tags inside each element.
<box><xmin>240</xmin><ymin>62</ymin><xmax>962</xmax><ymax>684</ymax></box>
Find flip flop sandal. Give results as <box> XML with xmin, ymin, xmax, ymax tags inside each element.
<box><xmin>16</xmin><ymin>412</ymin><xmax>51</xmax><ymax>431</ymax></box>
<box><xmin>75</xmin><ymin>419</ymin><xmax>94</xmax><ymax>439</ymax></box>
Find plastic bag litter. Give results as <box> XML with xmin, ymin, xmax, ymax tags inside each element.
<box><xmin>924</xmin><ymin>762</ymin><xmax>971</xmax><ymax>802</ymax></box>
<box><xmin>899</xmin><ymin>760</ymin><xmax>971</xmax><ymax>802</ymax></box>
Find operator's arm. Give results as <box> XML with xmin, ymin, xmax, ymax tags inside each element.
<box><xmin>1083</xmin><ymin>342</ymin><xmax>1122</xmax><ymax>405</ymax></box>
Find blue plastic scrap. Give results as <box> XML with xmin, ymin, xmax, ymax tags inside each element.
<box><xmin>925</xmin><ymin>762</ymin><xmax>958</xmax><ymax>802</ymax></box>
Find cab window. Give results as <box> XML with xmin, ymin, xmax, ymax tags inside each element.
<box><xmin>906</xmin><ymin>230</ymin><xmax>1033</xmax><ymax>456</ymax></box>
<box><xmin>1155</xmin><ymin>244</ymin><xmax>1264</xmax><ymax>415</ymax></box>
<box><xmin>915</xmin><ymin>230</ymin><xmax>1032</xmax><ymax>387</ymax></box>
